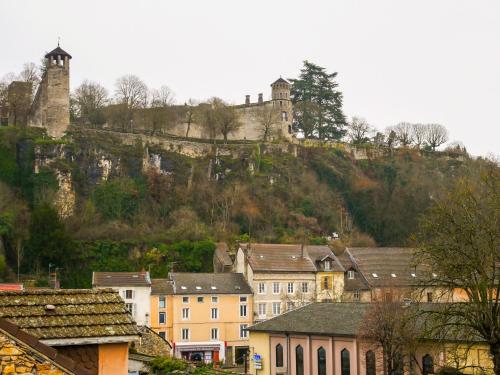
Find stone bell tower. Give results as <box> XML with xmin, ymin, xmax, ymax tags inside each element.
<box><xmin>271</xmin><ymin>77</ymin><xmax>293</xmax><ymax>136</ymax></box>
<box><xmin>29</xmin><ymin>44</ymin><xmax>72</xmax><ymax>138</ymax></box>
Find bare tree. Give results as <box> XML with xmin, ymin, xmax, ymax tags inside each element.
<box><xmin>218</xmin><ymin>104</ymin><xmax>241</xmax><ymax>143</ymax></box>
<box><xmin>358</xmin><ymin>297</ymin><xmax>421</xmax><ymax>375</ymax></box>
<box><xmin>19</xmin><ymin>62</ymin><xmax>40</xmax><ymax>96</ymax></box>
<box><xmin>150</xmin><ymin>85</ymin><xmax>175</xmax><ymax>108</ymax></box>
<box><xmin>424</xmin><ymin>123</ymin><xmax>448</xmax><ymax>151</ymax></box>
<box><xmin>348</xmin><ymin>116</ymin><xmax>372</xmax><ymax>144</ymax></box>
<box><xmin>184</xmin><ymin>99</ymin><xmax>198</xmax><ymax>138</ymax></box>
<box><xmin>114</xmin><ymin>75</ymin><xmax>148</xmax><ymax>110</ymax></box>
<box><xmin>412</xmin><ymin>123</ymin><xmax>426</xmax><ymax>149</ymax></box>
<box><xmin>393</xmin><ymin>122</ymin><xmax>413</xmax><ymax>147</ymax></box>
<box><xmin>73</xmin><ymin>80</ymin><xmax>109</xmax><ymax>126</ymax></box>
<box><xmin>252</xmin><ymin>105</ymin><xmax>281</xmax><ymax>141</ymax></box>
<box><xmin>197</xmin><ymin>97</ymin><xmax>223</xmax><ymax>140</ymax></box>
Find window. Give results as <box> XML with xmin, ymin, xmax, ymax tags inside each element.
<box><xmin>212</xmin><ymin>296</ymin><xmax>218</xmax><ymax>303</ymax></box>
<box><xmin>182</xmin><ymin>308</ymin><xmax>190</xmax><ymax>320</ymax></box>
<box><xmin>272</xmin><ymin>302</ymin><xmax>281</xmax><ymax>315</ymax></box>
<box><xmin>125</xmin><ymin>303</ymin><xmax>134</xmax><ymax>315</ymax></box>
<box><xmin>366</xmin><ymin>351</ymin><xmax>376</xmax><ymax>375</ymax></box>
<box><xmin>240</xmin><ymin>296</ymin><xmax>247</xmax><ymax>302</ymax></box>
<box><xmin>286</xmin><ymin>302</ymin><xmax>294</xmax><ymax>311</ymax></box>
<box><xmin>427</xmin><ymin>292</ymin><xmax>433</xmax><ymax>303</ymax></box>
<box><xmin>181</xmin><ymin>328</ymin><xmax>189</xmax><ymax>341</ymax></box>
<box><xmin>240</xmin><ymin>304</ymin><xmax>248</xmax><ymax>317</ymax></box>
<box><xmin>341</xmin><ymin>349</ymin><xmax>350</xmax><ymax>375</ymax></box>
<box><xmin>158</xmin><ymin>331</ymin><xmax>166</xmax><ymax>339</ymax></box>
<box><xmin>159</xmin><ymin>312</ymin><xmax>166</xmax><ymax>324</ymax></box>
<box><xmin>354</xmin><ymin>290</ymin><xmax>360</xmax><ymax>301</ymax></box>
<box><xmin>125</xmin><ymin>290</ymin><xmax>133</xmax><ymax>299</ymax></box>
<box><xmin>211</xmin><ymin>308</ymin><xmax>218</xmax><ymax>319</ymax></box>
<box><xmin>348</xmin><ymin>270</ymin><xmax>355</xmax><ymax>279</ymax></box>
<box><xmin>280</xmin><ymin>101</ymin><xmax>283</xmax><ymax>107</ymax></box>
<box><xmin>301</xmin><ymin>282</ymin><xmax>308</xmax><ymax>293</ymax></box>
<box><xmin>258</xmin><ymin>282</ymin><xmax>266</xmax><ymax>294</ymax></box>
<box><xmin>211</xmin><ymin>328</ymin><xmax>219</xmax><ymax>340</ymax></box>
<box><xmin>324</xmin><ymin>261</ymin><xmax>331</xmax><ymax>271</ymax></box>
<box><xmin>240</xmin><ymin>324</ymin><xmax>248</xmax><ymax>338</ymax></box>
<box><xmin>182</xmin><ymin>296</ymin><xmax>189</xmax><ymax>304</ymax></box>
<box><xmin>197</xmin><ymin>296</ymin><xmax>204</xmax><ymax>303</ymax></box>
<box><xmin>323</xmin><ymin>277</ymin><xmax>329</xmax><ymax>290</ymax></box>
<box><xmin>276</xmin><ymin>343</ymin><xmax>284</xmax><ymax>367</ymax></box>
<box><xmin>422</xmin><ymin>354</ymin><xmax>434</xmax><ymax>375</ymax></box>
<box><xmin>281</xmin><ymin>111</ymin><xmax>288</xmax><ymax>121</ymax></box>
<box><xmin>385</xmin><ymin>292</ymin><xmax>393</xmax><ymax>302</ymax></box>
<box><xmin>159</xmin><ymin>296</ymin><xmax>166</xmax><ymax>308</ymax></box>
<box><xmin>296</xmin><ymin>345</ymin><xmax>304</xmax><ymax>375</ymax></box>
<box><xmin>287</xmin><ymin>282</ymin><xmax>294</xmax><ymax>294</ymax></box>
<box><xmin>273</xmin><ymin>282</ymin><xmax>280</xmax><ymax>294</ymax></box>
<box><xmin>258</xmin><ymin>303</ymin><xmax>266</xmax><ymax>317</ymax></box>
<box><xmin>318</xmin><ymin>347</ymin><xmax>326</xmax><ymax>375</ymax></box>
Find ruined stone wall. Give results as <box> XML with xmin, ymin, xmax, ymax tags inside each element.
<box><xmin>29</xmin><ymin>63</ymin><xmax>70</xmax><ymax>139</ymax></box>
<box><xmin>7</xmin><ymin>81</ymin><xmax>32</xmax><ymax>127</ymax></box>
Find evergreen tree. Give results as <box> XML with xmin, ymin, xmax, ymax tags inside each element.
<box><xmin>290</xmin><ymin>61</ymin><xmax>346</xmax><ymax>140</ymax></box>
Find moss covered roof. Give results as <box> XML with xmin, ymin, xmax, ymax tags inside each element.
<box><xmin>0</xmin><ymin>289</ymin><xmax>139</xmax><ymax>340</ymax></box>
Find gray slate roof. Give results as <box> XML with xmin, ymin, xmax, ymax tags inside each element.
<box><xmin>0</xmin><ymin>289</ymin><xmax>139</xmax><ymax>341</ymax></box>
<box><xmin>215</xmin><ymin>243</ymin><xmax>233</xmax><ymax>267</ymax></box>
<box><xmin>170</xmin><ymin>273</ymin><xmax>252</xmax><ymax>295</ymax></box>
<box><xmin>92</xmin><ymin>271</ymin><xmax>151</xmax><ymax>287</ymax></box>
<box><xmin>45</xmin><ymin>46</ymin><xmax>72</xmax><ymax>59</ymax></box>
<box><xmin>151</xmin><ymin>279</ymin><xmax>174</xmax><ymax>295</ymax></box>
<box><xmin>249</xmin><ymin>303</ymin><xmax>370</xmax><ymax>336</ymax></box>
<box><xmin>346</xmin><ymin>247</ymin><xmax>425</xmax><ymax>288</ymax></box>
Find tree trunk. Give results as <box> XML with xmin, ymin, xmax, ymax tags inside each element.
<box><xmin>492</xmin><ymin>343</ymin><xmax>500</xmax><ymax>375</ymax></box>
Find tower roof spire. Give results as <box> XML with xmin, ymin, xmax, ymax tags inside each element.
<box><xmin>45</xmin><ymin>45</ymin><xmax>72</xmax><ymax>59</ymax></box>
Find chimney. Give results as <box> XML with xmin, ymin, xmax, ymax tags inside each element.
<box><xmin>245</xmin><ymin>95</ymin><xmax>250</xmax><ymax>106</ymax></box>
<box><xmin>258</xmin><ymin>93</ymin><xmax>263</xmax><ymax>104</ymax></box>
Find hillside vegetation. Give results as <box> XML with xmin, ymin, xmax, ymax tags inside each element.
<box><xmin>0</xmin><ymin>125</ymin><xmax>490</xmax><ymax>288</ymax></box>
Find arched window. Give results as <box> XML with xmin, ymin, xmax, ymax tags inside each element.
<box><xmin>276</xmin><ymin>344</ymin><xmax>283</xmax><ymax>367</ymax></box>
<box><xmin>341</xmin><ymin>349</ymin><xmax>350</xmax><ymax>375</ymax></box>
<box><xmin>366</xmin><ymin>351</ymin><xmax>376</xmax><ymax>375</ymax></box>
<box><xmin>423</xmin><ymin>354</ymin><xmax>434</xmax><ymax>375</ymax></box>
<box><xmin>296</xmin><ymin>345</ymin><xmax>304</xmax><ymax>375</ymax></box>
<box><xmin>318</xmin><ymin>347</ymin><xmax>326</xmax><ymax>375</ymax></box>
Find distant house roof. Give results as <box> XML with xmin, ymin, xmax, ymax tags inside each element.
<box><xmin>215</xmin><ymin>243</ymin><xmax>233</xmax><ymax>267</ymax></box>
<box><xmin>346</xmin><ymin>247</ymin><xmax>424</xmax><ymax>288</ymax></box>
<box><xmin>249</xmin><ymin>303</ymin><xmax>370</xmax><ymax>336</ymax></box>
<box><xmin>271</xmin><ymin>77</ymin><xmax>290</xmax><ymax>85</ymax></box>
<box><xmin>92</xmin><ymin>271</ymin><xmax>151</xmax><ymax>287</ymax></box>
<box><xmin>45</xmin><ymin>46</ymin><xmax>72</xmax><ymax>59</ymax></box>
<box><xmin>0</xmin><ymin>283</ymin><xmax>23</xmax><ymax>291</ymax></box>
<box><xmin>307</xmin><ymin>246</ymin><xmax>345</xmax><ymax>272</ymax></box>
<box><xmin>241</xmin><ymin>243</ymin><xmax>317</xmax><ymax>273</ymax></box>
<box><xmin>0</xmin><ymin>318</ymin><xmax>92</xmax><ymax>375</ymax></box>
<box><xmin>151</xmin><ymin>279</ymin><xmax>174</xmax><ymax>295</ymax></box>
<box><xmin>0</xmin><ymin>289</ymin><xmax>139</xmax><ymax>345</ymax></box>
<box><xmin>133</xmin><ymin>325</ymin><xmax>172</xmax><ymax>357</ymax></box>
<box><xmin>170</xmin><ymin>273</ymin><xmax>252</xmax><ymax>295</ymax></box>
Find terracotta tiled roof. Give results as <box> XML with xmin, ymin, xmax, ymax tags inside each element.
<box><xmin>241</xmin><ymin>243</ymin><xmax>317</xmax><ymax>272</ymax></box>
<box><xmin>151</xmin><ymin>279</ymin><xmax>174</xmax><ymax>295</ymax></box>
<box><xmin>92</xmin><ymin>271</ymin><xmax>151</xmax><ymax>287</ymax></box>
<box><xmin>307</xmin><ymin>246</ymin><xmax>345</xmax><ymax>272</ymax></box>
<box><xmin>171</xmin><ymin>273</ymin><xmax>252</xmax><ymax>295</ymax></box>
<box><xmin>0</xmin><ymin>318</ymin><xmax>92</xmax><ymax>375</ymax></box>
<box><xmin>0</xmin><ymin>289</ymin><xmax>139</xmax><ymax>341</ymax></box>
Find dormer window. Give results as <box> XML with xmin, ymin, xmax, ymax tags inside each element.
<box><xmin>324</xmin><ymin>261</ymin><xmax>331</xmax><ymax>271</ymax></box>
<box><xmin>347</xmin><ymin>270</ymin><xmax>355</xmax><ymax>280</ymax></box>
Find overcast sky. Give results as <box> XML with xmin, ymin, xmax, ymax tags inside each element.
<box><xmin>1</xmin><ymin>0</ymin><xmax>498</xmax><ymax>156</ymax></box>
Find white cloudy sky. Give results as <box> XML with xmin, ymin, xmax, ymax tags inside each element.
<box><xmin>1</xmin><ymin>0</ymin><xmax>499</xmax><ymax>156</ymax></box>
